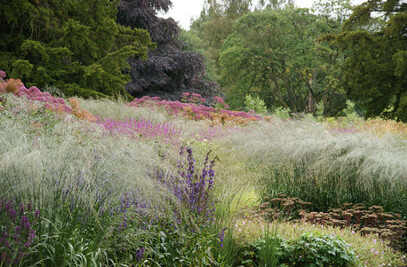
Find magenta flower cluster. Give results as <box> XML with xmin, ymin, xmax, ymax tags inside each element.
<box><xmin>0</xmin><ymin>72</ymin><xmax>71</xmax><ymax>113</ymax></box>
<box><xmin>181</xmin><ymin>92</ymin><xmax>207</xmax><ymax>105</ymax></box>
<box><xmin>212</xmin><ymin>96</ymin><xmax>230</xmax><ymax>110</ymax></box>
<box><xmin>0</xmin><ymin>70</ymin><xmax>6</xmax><ymax>80</ymax></box>
<box><xmin>0</xmin><ymin>199</ymin><xmax>38</xmax><ymax>266</ymax></box>
<box><xmin>15</xmin><ymin>86</ymin><xmax>71</xmax><ymax>112</ymax></box>
<box><xmin>96</xmin><ymin>117</ymin><xmax>183</xmax><ymax>143</ymax></box>
<box><xmin>127</xmin><ymin>96</ymin><xmax>262</xmax><ymax>121</ymax></box>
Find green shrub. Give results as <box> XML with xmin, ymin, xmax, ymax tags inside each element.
<box><xmin>273</xmin><ymin>107</ymin><xmax>291</xmax><ymax>119</ymax></box>
<box><xmin>244</xmin><ymin>94</ymin><xmax>268</xmax><ymax>115</ymax></box>
<box><xmin>280</xmin><ymin>232</ymin><xmax>357</xmax><ymax>266</ymax></box>
<box><xmin>236</xmin><ymin>230</ymin><xmax>357</xmax><ymax>266</ymax></box>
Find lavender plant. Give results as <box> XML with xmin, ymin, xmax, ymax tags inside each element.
<box><xmin>153</xmin><ymin>147</ymin><xmax>217</xmax><ymax>225</ymax></box>
<box><xmin>0</xmin><ymin>200</ymin><xmax>38</xmax><ymax>266</ymax></box>
<box><xmin>102</xmin><ymin>148</ymin><xmax>219</xmax><ymax>265</ymax></box>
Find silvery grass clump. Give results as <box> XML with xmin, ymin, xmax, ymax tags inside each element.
<box><xmin>218</xmin><ymin>119</ymin><xmax>407</xmax><ymax>216</ymax></box>
<box><xmin>0</xmin><ymin>95</ymin><xmax>188</xmax><ymax>265</ymax></box>
<box><xmin>78</xmin><ymin>97</ymin><xmax>216</xmax><ymax>142</ymax></box>
<box><xmin>78</xmin><ymin>98</ymin><xmax>169</xmax><ymax>123</ymax></box>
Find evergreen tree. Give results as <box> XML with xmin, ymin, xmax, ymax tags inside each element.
<box><xmin>330</xmin><ymin>0</ymin><xmax>407</xmax><ymax>120</ymax></box>
<box><xmin>0</xmin><ymin>0</ymin><xmax>153</xmax><ymax>98</ymax></box>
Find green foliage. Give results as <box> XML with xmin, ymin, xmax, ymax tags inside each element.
<box><xmin>256</xmin><ymin>226</ymin><xmax>280</xmax><ymax>267</ymax></box>
<box><xmin>179</xmin><ymin>30</ymin><xmax>220</xmax><ymax>81</ymax></box>
<box><xmin>273</xmin><ymin>107</ymin><xmax>291</xmax><ymax>119</ymax></box>
<box><xmin>244</xmin><ymin>94</ymin><xmax>268</xmax><ymax>115</ymax></box>
<box><xmin>256</xmin><ymin>0</ymin><xmax>295</xmax><ymax>10</ymax></box>
<box><xmin>330</xmin><ymin>0</ymin><xmax>407</xmax><ymax>120</ymax></box>
<box><xmin>315</xmin><ymin>100</ymin><xmax>325</xmax><ymax>117</ymax></box>
<box><xmin>280</xmin><ymin>232</ymin><xmax>357</xmax><ymax>266</ymax></box>
<box><xmin>237</xmin><ymin>230</ymin><xmax>356</xmax><ymax>266</ymax></box>
<box><xmin>220</xmin><ymin>8</ymin><xmax>346</xmax><ymax>112</ymax></box>
<box><xmin>0</xmin><ymin>0</ymin><xmax>153</xmax><ymax>98</ymax></box>
<box><xmin>190</xmin><ymin>0</ymin><xmax>252</xmax><ymax>80</ymax></box>
<box><xmin>141</xmin><ymin>225</ymin><xmax>217</xmax><ymax>266</ymax></box>
<box><xmin>11</xmin><ymin>59</ymin><xmax>33</xmax><ymax>80</ymax></box>
<box><xmin>342</xmin><ymin>100</ymin><xmax>360</xmax><ymax>121</ymax></box>
<box><xmin>312</xmin><ymin>0</ymin><xmax>353</xmax><ymax>23</ymax></box>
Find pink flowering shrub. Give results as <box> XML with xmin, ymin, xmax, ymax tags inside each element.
<box><xmin>181</xmin><ymin>92</ymin><xmax>207</xmax><ymax>105</ymax></box>
<box><xmin>213</xmin><ymin>96</ymin><xmax>230</xmax><ymax>110</ymax></box>
<box><xmin>0</xmin><ymin>71</ymin><xmax>71</xmax><ymax>113</ymax></box>
<box><xmin>17</xmin><ymin>86</ymin><xmax>71</xmax><ymax>113</ymax></box>
<box><xmin>0</xmin><ymin>70</ymin><xmax>6</xmax><ymax>80</ymax></box>
<box><xmin>127</xmin><ymin>96</ymin><xmax>262</xmax><ymax>125</ymax></box>
<box><xmin>96</xmin><ymin>117</ymin><xmax>183</xmax><ymax>144</ymax></box>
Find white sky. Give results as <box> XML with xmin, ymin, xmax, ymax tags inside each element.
<box><xmin>161</xmin><ymin>0</ymin><xmax>365</xmax><ymax>30</ymax></box>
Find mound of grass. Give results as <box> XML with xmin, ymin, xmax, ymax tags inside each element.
<box><xmin>218</xmin><ymin>119</ymin><xmax>407</xmax><ymax>217</ymax></box>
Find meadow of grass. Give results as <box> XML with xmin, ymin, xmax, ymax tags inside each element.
<box><xmin>218</xmin><ymin>119</ymin><xmax>407</xmax><ymax>217</ymax></box>
<box><xmin>0</xmin><ymin>74</ymin><xmax>406</xmax><ymax>266</ymax></box>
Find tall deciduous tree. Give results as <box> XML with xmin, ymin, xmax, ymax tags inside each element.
<box><xmin>117</xmin><ymin>0</ymin><xmax>218</xmax><ymax>100</ymax></box>
<box><xmin>330</xmin><ymin>0</ymin><xmax>407</xmax><ymax>120</ymax></box>
<box><xmin>0</xmin><ymin>0</ymin><xmax>152</xmax><ymax>98</ymax></box>
<box><xmin>220</xmin><ymin>8</ymin><xmax>345</xmax><ymax>113</ymax></box>
<box><xmin>190</xmin><ymin>0</ymin><xmax>253</xmax><ymax>79</ymax></box>
<box><xmin>255</xmin><ymin>0</ymin><xmax>294</xmax><ymax>10</ymax></box>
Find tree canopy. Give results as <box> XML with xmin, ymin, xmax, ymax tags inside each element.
<box><xmin>0</xmin><ymin>0</ymin><xmax>153</xmax><ymax>98</ymax></box>
<box><xmin>329</xmin><ymin>0</ymin><xmax>407</xmax><ymax>120</ymax></box>
<box><xmin>117</xmin><ymin>0</ymin><xmax>218</xmax><ymax>100</ymax></box>
<box><xmin>220</xmin><ymin>7</ymin><xmax>346</xmax><ymax>113</ymax></box>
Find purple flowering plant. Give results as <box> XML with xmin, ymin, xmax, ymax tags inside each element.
<box><xmin>0</xmin><ymin>199</ymin><xmax>39</xmax><ymax>266</ymax></box>
<box><xmin>96</xmin><ymin>117</ymin><xmax>183</xmax><ymax>144</ymax></box>
<box><xmin>153</xmin><ymin>147</ymin><xmax>217</xmax><ymax>226</ymax></box>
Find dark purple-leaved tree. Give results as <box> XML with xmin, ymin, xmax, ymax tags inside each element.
<box><xmin>117</xmin><ymin>0</ymin><xmax>219</xmax><ymax>100</ymax></box>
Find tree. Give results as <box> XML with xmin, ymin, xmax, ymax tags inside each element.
<box><xmin>190</xmin><ymin>0</ymin><xmax>253</xmax><ymax>80</ymax></box>
<box><xmin>0</xmin><ymin>0</ymin><xmax>153</xmax><ymax>98</ymax></box>
<box><xmin>117</xmin><ymin>0</ymin><xmax>218</xmax><ymax>100</ymax></box>
<box><xmin>330</xmin><ymin>0</ymin><xmax>407</xmax><ymax>120</ymax></box>
<box><xmin>255</xmin><ymin>0</ymin><xmax>295</xmax><ymax>10</ymax></box>
<box><xmin>220</xmin><ymin>8</ymin><xmax>345</xmax><ymax>113</ymax></box>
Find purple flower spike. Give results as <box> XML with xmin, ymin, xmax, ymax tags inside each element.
<box><xmin>152</xmin><ymin>147</ymin><xmax>216</xmax><ymax>226</ymax></box>
<box><xmin>5</xmin><ymin>201</ymin><xmax>12</xmax><ymax>211</ymax></box>
<box><xmin>136</xmin><ymin>247</ymin><xmax>145</xmax><ymax>261</ymax></box>
<box><xmin>9</xmin><ymin>209</ymin><xmax>17</xmax><ymax>222</ymax></box>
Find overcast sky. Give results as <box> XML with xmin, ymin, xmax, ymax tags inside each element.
<box><xmin>161</xmin><ymin>0</ymin><xmax>365</xmax><ymax>30</ymax></box>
